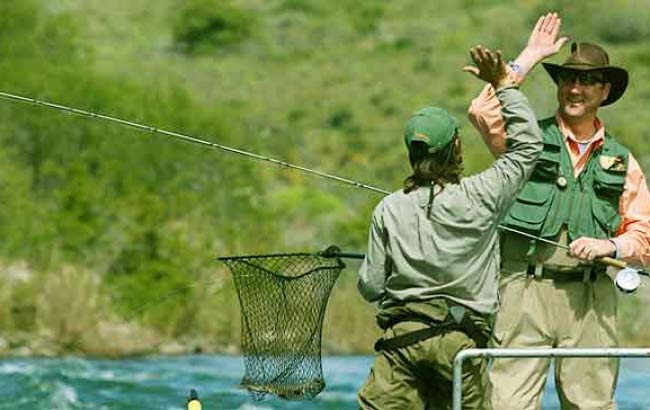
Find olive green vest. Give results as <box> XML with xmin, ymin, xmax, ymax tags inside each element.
<box><xmin>502</xmin><ymin>117</ymin><xmax>629</xmax><ymax>241</ymax></box>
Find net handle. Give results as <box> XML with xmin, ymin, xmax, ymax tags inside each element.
<box><xmin>318</xmin><ymin>245</ymin><xmax>365</xmax><ymax>260</ymax></box>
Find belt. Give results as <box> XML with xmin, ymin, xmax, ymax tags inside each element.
<box><xmin>374</xmin><ymin>305</ymin><xmax>490</xmax><ymax>351</ymax></box>
<box><xmin>526</xmin><ymin>264</ymin><xmax>604</xmax><ymax>281</ymax></box>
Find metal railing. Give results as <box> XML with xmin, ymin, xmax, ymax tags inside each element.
<box><xmin>452</xmin><ymin>347</ymin><xmax>650</xmax><ymax>410</ymax></box>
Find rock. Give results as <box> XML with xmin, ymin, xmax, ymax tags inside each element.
<box><xmin>0</xmin><ymin>336</ymin><xmax>8</xmax><ymax>354</ymax></box>
<box><xmin>159</xmin><ymin>340</ymin><xmax>187</xmax><ymax>356</ymax></box>
<box><xmin>12</xmin><ymin>346</ymin><xmax>32</xmax><ymax>357</ymax></box>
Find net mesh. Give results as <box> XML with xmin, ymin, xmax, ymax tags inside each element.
<box><xmin>219</xmin><ymin>252</ymin><xmax>345</xmax><ymax>400</ymax></box>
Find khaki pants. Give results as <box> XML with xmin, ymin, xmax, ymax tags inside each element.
<box><xmin>358</xmin><ymin>321</ymin><xmax>492</xmax><ymax>410</ymax></box>
<box><xmin>490</xmin><ymin>272</ymin><xmax>618</xmax><ymax>410</ymax></box>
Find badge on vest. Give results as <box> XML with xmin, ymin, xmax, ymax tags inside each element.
<box><xmin>599</xmin><ymin>155</ymin><xmax>625</xmax><ymax>171</ymax></box>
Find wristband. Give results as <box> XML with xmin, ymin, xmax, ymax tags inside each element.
<box><xmin>507</xmin><ymin>61</ymin><xmax>524</xmax><ymax>76</ymax></box>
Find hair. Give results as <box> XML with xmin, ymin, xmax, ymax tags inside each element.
<box><xmin>403</xmin><ymin>138</ymin><xmax>463</xmax><ymax>194</ymax></box>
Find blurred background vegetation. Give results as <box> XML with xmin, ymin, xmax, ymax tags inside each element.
<box><xmin>0</xmin><ymin>0</ymin><xmax>648</xmax><ymax>356</ymax></box>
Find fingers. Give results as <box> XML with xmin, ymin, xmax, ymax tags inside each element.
<box><xmin>569</xmin><ymin>237</ymin><xmax>613</xmax><ymax>261</ymax></box>
<box><xmin>467</xmin><ymin>45</ymin><xmax>507</xmax><ymax>87</ymax></box>
<box><xmin>469</xmin><ymin>46</ymin><xmax>479</xmax><ymax>64</ymax></box>
<box><xmin>470</xmin><ymin>45</ymin><xmax>497</xmax><ymax>66</ymax></box>
<box><xmin>476</xmin><ymin>46</ymin><xmax>491</xmax><ymax>64</ymax></box>
<box><xmin>462</xmin><ymin>66</ymin><xmax>480</xmax><ymax>76</ymax></box>
<box><xmin>569</xmin><ymin>239</ymin><xmax>595</xmax><ymax>261</ymax></box>
<box><xmin>540</xmin><ymin>12</ymin><xmax>558</xmax><ymax>34</ymax></box>
<box><xmin>494</xmin><ymin>49</ymin><xmax>504</xmax><ymax>66</ymax></box>
<box><xmin>549</xmin><ymin>16</ymin><xmax>561</xmax><ymax>38</ymax></box>
<box><xmin>556</xmin><ymin>36</ymin><xmax>570</xmax><ymax>50</ymax></box>
<box><xmin>532</xmin><ymin>15</ymin><xmax>544</xmax><ymax>33</ymax></box>
<box><xmin>579</xmin><ymin>247</ymin><xmax>596</xmax><ymax>261</ymax></box>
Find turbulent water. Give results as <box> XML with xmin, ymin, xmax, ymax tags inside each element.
<box><xmin>0</xmin><ymin>355</ymin><xmax>648</xmax><ymax>409</ymax></box>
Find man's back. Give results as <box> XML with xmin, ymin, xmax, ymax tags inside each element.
<box><xmin>358</xmin><ymin>86</ymin><xmax>542</xmax><ymax>314</ymax></box>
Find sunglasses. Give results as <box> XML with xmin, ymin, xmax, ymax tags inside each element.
<box><xmin>558</xmin><ymin>70</ymin><xmax>606</xmax><ymax>86</ymax></box>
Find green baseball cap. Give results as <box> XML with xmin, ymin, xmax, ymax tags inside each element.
<box><xmin>404</xmin><ymin>106</ymin><xmax>458</xmax><ymax>153</ymax></box>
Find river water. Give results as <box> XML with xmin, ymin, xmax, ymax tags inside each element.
<box><xmin>0</xmin><ymin>355</ymin><xmax>647</xmax><ymax>409</ymax></box>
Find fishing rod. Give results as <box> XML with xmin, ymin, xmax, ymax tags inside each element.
<box><xmin>1</xmin><ymin>90</ymin><xmax>646</xmax><ymax>289</ymax></box>
<box><xmin>0</xmin><ymin>91</ymin><xmax>567</xmax><ymax>241</ymax></box>
<box><xmin>0</xmin><ymin>91</ymin><xmax>389</xmax><ymax>196</ymax></box>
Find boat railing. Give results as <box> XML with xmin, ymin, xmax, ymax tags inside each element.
<box><xmin>452</xmin><ymin>347</ymin><xmax>650</xmax><ymax>410</ymax></box>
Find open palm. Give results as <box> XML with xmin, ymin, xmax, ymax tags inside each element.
<box><xmin>526</xmin><ymin>12</ymin><xmax>569</xmax><ymax>60</ymax></box>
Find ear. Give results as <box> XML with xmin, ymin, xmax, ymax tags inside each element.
<box><xmin>601</xmin><ymin>83</ymin><xmax>611</xmax><ymax>103</ymax></box>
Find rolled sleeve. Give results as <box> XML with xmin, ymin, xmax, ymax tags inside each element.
<box><xmin>464</xmin><ymin>86</ymin><xmax>543</xmax><ymax>214</ymax></box>
<box><xmin>468</xmin><ymin>87</ymin><xmax>508</xmax><ymax>158</ymax></box>
<box><xmin>612</xmin><ymin>154</ymin><xmax>650</xmax><ymax>265</ymax></box>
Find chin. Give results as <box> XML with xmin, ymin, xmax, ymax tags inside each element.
<box><xmin>561</xmin><ymin>106</ymin><xmax>587</xmax><ymax>119</ymax></box>
<box><xmin>561</xmin><ymin>110</ymin><xmax>583</xmax><ymax>120</ymax></box>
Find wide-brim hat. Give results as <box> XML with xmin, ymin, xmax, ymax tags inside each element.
<box><xmin>542</xmin><ymin>42</ymin><xmax>628</xmax><ymax>106</ymax></box>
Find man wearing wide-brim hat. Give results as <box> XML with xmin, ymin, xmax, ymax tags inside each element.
<box><xmin>467</xmin><ymin>12</ymin><xmax>650</xmax><ymax>410</ymax></box>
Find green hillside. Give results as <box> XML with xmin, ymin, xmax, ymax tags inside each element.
<box><xmin>0</xmin><ymin>0</ymin><xmax>648</xmax><ymax>356</ymax></box>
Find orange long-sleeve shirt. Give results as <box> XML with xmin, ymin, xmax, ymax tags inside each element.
<box><xmin>468</xmin><ymin>84</ymin><xmax>650</xmax><ymax>266</ymax></box>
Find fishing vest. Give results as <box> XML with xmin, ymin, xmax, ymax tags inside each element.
<box><xmin>502</xmin><ymin>117</ymin><xmax>629</xmax><ymax>241</ymax></box>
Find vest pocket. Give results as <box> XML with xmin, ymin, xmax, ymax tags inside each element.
<box><xmin>592</xmin><ymin>164</ymin><xmax>625</xmax><ymax>235</ymax></box>
<box><xmin>593</xmin><ymin>155</ymin><xmax>626</xmax><ymax>199</ymax></box>
<box><xmin>592</xmin><ymin>196</ymin><xmax>621</xmax><ymax>236</ymax></box>
<box><xmin>505</xmin><ymin>181</ymin><xmax>553</xmax><ymax>230</ymax></box>
<box><xmin>531</xmin><ymin>143</ymin><xmax>561</xmax><ymax>180</ymax></box>
<box><xmin>593</xmin><ymin>171</ymin><xmax>625</xmax><ymax>199</ymax></box>
<box><xmin>531</xmin><ymin>159</ymin><xmax>559</xmax><ymax>181</ymax></box>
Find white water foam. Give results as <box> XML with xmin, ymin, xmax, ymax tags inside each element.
<box><xmin>48</xmin><ymin>381</ymin><xmax>79</xmax><ymax>410</ymax></box>
<box><xmin>238</xmin><ymin>403</ymin><xmax>275</xmax><ymax>410</ymax></box>
<box><xmin>0</xmin><ymin>362</ymin><xmax>34</xmax><ymax>375</ymax></box>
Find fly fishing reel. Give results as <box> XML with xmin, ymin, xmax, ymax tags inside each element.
<box><xmin>615</xmin><ymin>267</ymin><xmax>642</xmax><ymax>294</ymax></box>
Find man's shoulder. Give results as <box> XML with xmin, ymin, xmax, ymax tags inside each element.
<box><xmin>599</xmin><ymin>131</ymin><xmax>632</xmax><ymax>167</ymax></box>
<box><xmin>603</xmin><ymin>130</ymin><xmax>631</xmax><ymax>152</ymax></box>
<box><xmin>375</xmin><ymin>189</ymin><xmax>406</xmax><ymax>210</ymax></box>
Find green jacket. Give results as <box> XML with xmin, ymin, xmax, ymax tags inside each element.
<box><xmin>502</xmin><ymin>117</ymin><xmax>629</xmax><ymax>241</ymax></box>
<box><xmin>357</xmin><ymin>87</ymin><xmax>542</xmax><ymax>315</ymax></box>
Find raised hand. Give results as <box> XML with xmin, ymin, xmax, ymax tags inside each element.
<box><xmin>514</xmin><ymin>12</ymin><xmax>569</xmax><ymax>77</ymax></box>
<box><xmin>525</xmin><ymin>12</ymin><xmax>569</xmax><ymax>62</ymax></box>
<box><xmin>463</xmin><ymin>45</ymin><xmax>510</xmax><ymax>89</ymax></box>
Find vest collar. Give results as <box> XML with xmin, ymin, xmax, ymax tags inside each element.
<box><xmin>555</xmin><ymin>112</ymin><xmax>605</xmax><ymax>145</ymax></box>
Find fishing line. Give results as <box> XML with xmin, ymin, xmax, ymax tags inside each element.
<box><xmin>0</xmin><ymin>90</ymin><xmax>644</xmax><ymax>293</ymax></box>
<box><xmin>0</xmin><ymin>90</ymin><xmax>571</xmax><ymax>242</ymax></box>
<box><xmin>0</xmin><ymin>91</ymin><xmax>390</xmax><ymax>195</ymax></box>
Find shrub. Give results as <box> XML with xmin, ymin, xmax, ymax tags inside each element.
<box><xmin>172</xmin><ymin>0</ymin><xmax>255</xmax><ymax>53</ymax></box>
<box><xmin>344</xmin><ymin>0</ymin><xmax>384</xmax><ymax>35</ymax></box>
<box><xmin>528</xmin><ymin>0</ymin><xmax>650</xmax><ymax>44</ymax></box>
<box><xmin>277</xmin><ymin>0</ymin><xmax>325</xmax><ymax>15</ymax></box>
<box><xmin>593</xmin><ymin>6</ymin><xmax>650</xmax><ymax>44</ymax></box>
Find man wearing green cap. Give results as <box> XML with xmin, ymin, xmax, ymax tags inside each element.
<box><xmin>357</xmin><ymin>46</ymin><xmax>543</xmax><ymax>410</ymax></box>
<box><xmin>469</xmin><ymin>13</ymin><xmax>650</xmax><ymax>409</ymax></box>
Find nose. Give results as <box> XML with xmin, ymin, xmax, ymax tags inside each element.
<box><xmin>564</xmin><ymin>78</ymin><xmax>582</xmax><ymax>92</ymax></box>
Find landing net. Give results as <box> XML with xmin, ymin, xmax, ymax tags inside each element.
<box><xmin>218</xmin><ymin>252</ymin><xmax>345</xmax><ymax>400</ymax></box>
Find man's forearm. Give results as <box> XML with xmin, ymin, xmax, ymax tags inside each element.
<box><xmin>512</xmin><ymin>47</ymin><xmax>544</xmax><ymax>79</ymax></box>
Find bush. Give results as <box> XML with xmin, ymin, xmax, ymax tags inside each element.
<box><xmin>344</xmin><ymin>0</ymin><xmax>384</xmax><ymax>35</ymax></box>
<box><xmin>172</xmin><ymin>0</ymin><xmax>255</xmax><ymax>53</ymax></box>
<box><xmin>593</xmin><ymin>6</ymin><xmax>650</xmax><ymax>44</ymax></box>
<box><xmin>528</xmin><ymin>0</ymin><xmax>650</xmax><ymax>44</ymax></box>
<box><xmin>277</xmin><ymin>0</ymin><xmax>325</xmax><ymax>15</ymax></box>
